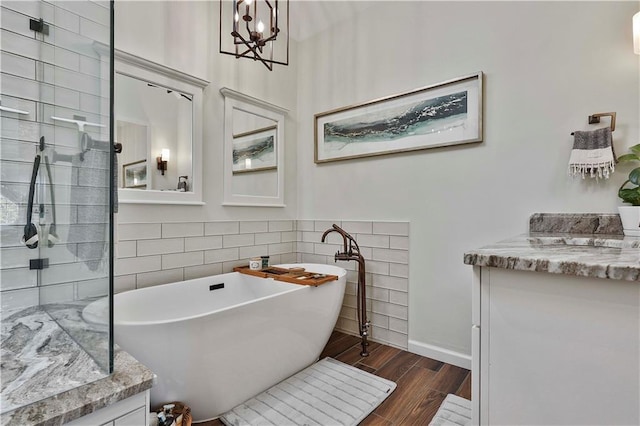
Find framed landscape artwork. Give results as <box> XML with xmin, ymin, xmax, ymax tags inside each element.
<box><xmin>314</xmin><ymin>72</ymin><xmax>483</xmax><ymax>163</ymax></box>
<box><xmin>122</xmin><ymin>160</ymin><xmax>147</xmax><ymax>188</ymax></box>
<box><xmin>232</xmin><ymin>125</ymin><xmax>277</xmax><ymax>173</ymax></box>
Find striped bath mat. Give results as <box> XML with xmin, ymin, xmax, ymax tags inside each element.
<box><xmin>428</xmin><ymin>393</ymin><xmax>472</xmax><ymax>426</ymax></box>
<box><xmin>220</xmin><ymin>357</ymin><xmax>396</xmax><ymax>426</ymax></box>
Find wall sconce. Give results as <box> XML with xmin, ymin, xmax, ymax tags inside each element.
<box><xmin>157</xmin><ymin>148</ymin><xmax>170</xmax><ymax>175</ymax></box>
<box><xmin>219</xmin><ymin>0</ymin><xmax>289</xmax><ymax>71</ymax></box>
<box><xmin>634</xmin><ymin>12</ymin><xmax>640</xmax><ymax>54</ymax></box>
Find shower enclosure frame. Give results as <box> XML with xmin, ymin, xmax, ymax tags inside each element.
<box><xmin>1</xmin><ymin>0</ymin><xmax>116</xmax><ymax>381</ymax></box>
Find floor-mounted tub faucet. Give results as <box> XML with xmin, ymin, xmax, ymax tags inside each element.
<box><xmin>321</xmin><ymin>224</ymin><xmax>370</xmax><ymax>356</ymax></box>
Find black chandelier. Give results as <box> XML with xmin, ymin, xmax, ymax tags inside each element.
<box><xmin>219</xmin><ymin>0</ymin><xmax>289</xmax><ymax>71</ymax></box>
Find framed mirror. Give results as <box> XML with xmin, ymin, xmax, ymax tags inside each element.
<box><xmin>114</xmin><ymin>49</ymin><xmax>208</xmax><ymax>205</ymax></box>
<box><xmin>221</xmin><ymin>88</ymin><xmax>287</xmax><ymax>207</ymax></box>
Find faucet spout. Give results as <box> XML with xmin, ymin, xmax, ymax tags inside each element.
<box><xmin>321</xmin><ymin>224</ymin><xmax>349</xmax><ymax>255</ymax></box>
<box><xmin>319</xmin><ymin>228</ymin><xmax>334</xmax><ymax>243</ymax></box>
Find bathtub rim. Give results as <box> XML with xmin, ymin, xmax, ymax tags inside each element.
<box><xmin>114</xmin><ymin>263</ymin><xmax>347</xmax><ymax>327</ymax></box>
<box><xmin>114</xmin><ymin>274</ymin><xmax>300</xmax><ymax>327</ymax></box>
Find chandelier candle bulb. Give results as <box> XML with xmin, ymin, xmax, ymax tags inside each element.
<box><xmin>257</xmin><ymin>20</ymin><xmax>264</xmax><ymax>40</ymax></box>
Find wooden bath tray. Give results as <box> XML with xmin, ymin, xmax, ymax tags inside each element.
<box><xmin>233</xmin><ymin>266</ymin><xmax>338</xmax><ymax>287</ymax></box>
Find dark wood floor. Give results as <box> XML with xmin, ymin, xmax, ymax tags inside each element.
<box><xmin>196</xmin><ymin>331</ymin><xmax>471</xmax><ymax>425</ymax></box>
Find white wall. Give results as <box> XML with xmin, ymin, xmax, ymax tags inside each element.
<box><xmin>114</xmin><ymin>0</ymin><xmax>299</xmax><ymax>222</ymax></box>
<box><xmin>295</xmin><ymin>1</ymin><xmax>640</xmax><ymax>356</ymax></box>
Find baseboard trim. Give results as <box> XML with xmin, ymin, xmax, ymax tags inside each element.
<box><xmin>408</xmin><ymin>340</ymin><xmax>471</xmax><ymax>370</ymax></box>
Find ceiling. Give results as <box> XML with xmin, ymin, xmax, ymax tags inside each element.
<box><xmin>288</xmin><ymin>1</ymin><xmax>375</xmax><ymax>41</ymax></box>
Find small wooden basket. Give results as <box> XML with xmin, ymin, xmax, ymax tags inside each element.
<box><xmin>153</xmin><ymin>401</ymin><xmax>192</xmax><ymax>426</ymax></box>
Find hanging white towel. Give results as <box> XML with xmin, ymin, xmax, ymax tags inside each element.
<box><xmin>568</xmin><ymin>127</ymin><xmax>615</xmax><ymax>179</ymax></box>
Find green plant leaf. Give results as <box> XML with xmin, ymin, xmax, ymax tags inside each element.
<box><xmin>629</xmin><ymin>168</ymin><xmax>640</xmax><ymax>185</ymax></box>
<box><xmin>619</xmin><ymin>179</ymin><xmax>631</xmax><ymax>191</ymax></box>
<box><xmin>618</xmin><ymin>187</ymin><xmax>640</xmax><ymax>206</ymax></box>
<box><xmin>617</xmin><ymin>154</ymin><xmax>640</xmax><ymax>163</ymax></box>
<box><xmin>630</xmin><ymin>144</ymin><xmax>640</xmax><ymax>156</ymax></box>
<box><xmin>615</xmin><ymin>146</ymin><xmax>640</xmax><ymax>204</ymax></box>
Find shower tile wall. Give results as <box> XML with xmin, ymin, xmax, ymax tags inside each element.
<box><xmin>1</xmin><ymin>1</ymin><xmax>111</xmax><ymax>312</ymax></box>
<box><xmin>115</xmin><ymin>219</ymin><xmax>410</xmax><ymax>350</ymax></box>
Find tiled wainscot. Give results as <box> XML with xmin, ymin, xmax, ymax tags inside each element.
<box><xmin>115</xmin><ymin>220</ymin><xmax>298</xmax><ymax>291</ymax></box>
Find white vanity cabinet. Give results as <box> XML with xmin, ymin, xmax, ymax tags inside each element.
<box><xmin>65</xmin><ymin>390</ymin><xmax>150</xmax><ymax>426</ymax></box>
<box><xmin>471</xmin><ymin>267</ymin><xmax>640</xmax><ymax>425</ymax></box>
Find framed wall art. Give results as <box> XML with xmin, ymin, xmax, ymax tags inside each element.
<box><xmin>122</xmin><ymin>159</ymin><xmax>147</xmax><ymax>188</ymax></box>
<box><xmin>314</xmin><ymin>72</ymin><xmax>483</xmax><ymax>163</ymax></box>
<box><xmin>232</xmin><ymin>125</ymin><xmax>277</xmax><ymax>173</ymax></box>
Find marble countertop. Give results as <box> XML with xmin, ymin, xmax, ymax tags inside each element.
<box><xmin>464</xmin><ymin>233</ymin><xmax>640</xmax><ymax>281</ymax></box>
<box><xmin>1</xmin><ymin>304</ymin><xmax>154</xmax><ymax>426</ymax></box>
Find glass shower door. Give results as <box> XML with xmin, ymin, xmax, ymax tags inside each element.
<box><xmin>0</xmin><ymin>0</ymin><xmax>113</xmax><ymax>414</ymax></box>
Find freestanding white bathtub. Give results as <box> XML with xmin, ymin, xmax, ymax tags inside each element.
<box><xmin>113</xmin><ymin>263</ymin><xmax>346</xmax><ymax>421</ymax></box>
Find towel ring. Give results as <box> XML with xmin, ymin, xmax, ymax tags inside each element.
<box><xmin>570</xmin><ymin>111</ymin><xmax>617</xmax><ymax>161</ymax></box>
<box><xmin>588</xmin><ymin>112</ymin><xmax>616</xmax><ymax>132</ymax></box>
<box><xmin>571</xmin><ymin>112</ymin><xmax>616</xmax><ymax>135</ymax></box>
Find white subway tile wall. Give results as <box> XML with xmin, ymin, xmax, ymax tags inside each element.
<box><xmin>1</xmin><ymin>0</ymin><xmax>111</xmax><ymax>310</ymax></box>
<box><xmin>115</xmin><ymin>220</ymin><xmax>298</xmax><ymax>288</ymax></box>
<box><xmin>114</xmin><ymin>219</ymin><xmax>410</xmax><ymax>350</ymax></box>
<box><xmin>296</xmin><ymin>220</ymin><xmax>410</xmax><ymax>350</ymax></box>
